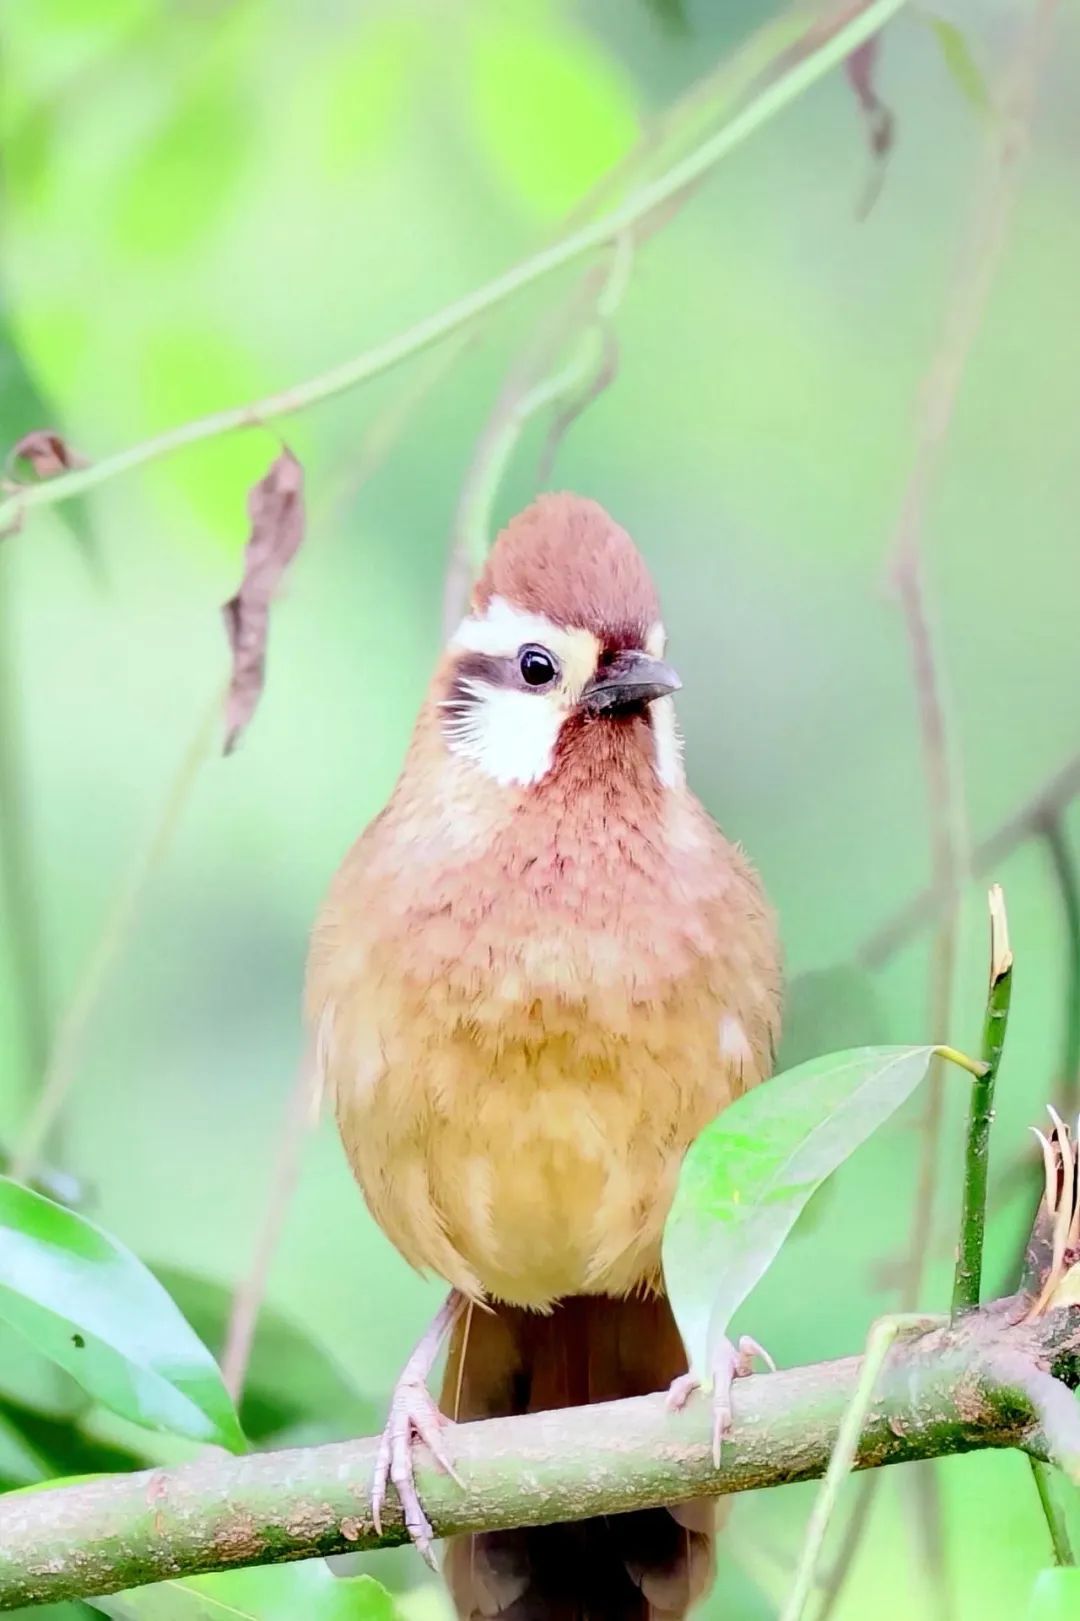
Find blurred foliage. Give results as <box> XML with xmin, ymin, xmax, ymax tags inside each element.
<box><xmin>2</xmin><ymin>0</ymin><xmax>1080</xmax><ymax>1617</ymax></box>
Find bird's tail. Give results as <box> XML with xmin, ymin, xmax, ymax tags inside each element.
<box><xmin>441</xmin><ymin>1293</ymin><xmax>716</xmax><ymax>1621</ymax></box>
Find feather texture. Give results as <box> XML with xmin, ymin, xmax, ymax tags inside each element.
<box><xmin>305</xmin><ymin>495</ymin><xmax>781</xmax><ymax>1618</ymax></box>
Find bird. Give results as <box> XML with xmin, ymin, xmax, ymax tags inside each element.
<box><xmin>305</xmin><ymin>492</ymin><xmax>782</xmax><ymax>1620</ymax></box>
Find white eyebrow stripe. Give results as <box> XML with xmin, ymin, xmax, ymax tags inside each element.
<box><xmin>452</xmin><ymin>596</ymin><xmax>566</xmax><ymax>657</ymax></box>
<box><xmin>645</xmin><ymin>621</ymin><xmax>667</xmax><ymax>658</ymax></box>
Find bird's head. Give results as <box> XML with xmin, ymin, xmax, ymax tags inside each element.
<box><xmin>438</xmin><ymin>494</ymin><xmax>683</xmax><ymax>790</ymax></box>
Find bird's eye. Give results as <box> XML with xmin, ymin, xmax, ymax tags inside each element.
<box><xmin>518</xmin><ymin>645</ymin><xmax>559</xmax><ymax>688</ymax></box>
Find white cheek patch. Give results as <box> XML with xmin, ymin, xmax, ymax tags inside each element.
<box><xmin>650</xmin><ymin>695</ymin><xmax>685</xmax><ymax>788</ymax></box>
<box><xmin>444</xmin><ymin>684</ymin><xmax>564</xmax><ymax>786</ymax></box>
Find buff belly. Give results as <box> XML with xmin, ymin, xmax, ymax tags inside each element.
<box><xmin>334</xmin><ymin>1004</ymin><xmax>738</xmax><ymax>1309</ymax></box>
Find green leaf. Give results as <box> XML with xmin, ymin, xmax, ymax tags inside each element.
<box><xmin>89</xmin><ymin>1567</ymin><xmax>399</xmax><ymax>1621</ymax></box>
<box><xmin>0</xmin><ymin>1393</ymin><xmax>144</xmax><ymax>1487</ymax></box>
<box><xmin>663</xmin><ymin>1046</ymin><xmax>936</xmax><ymax>1375</ymax></box>
<box><xmin>0</xmin><ymin>1404</ymin><xmax>53</xmax><ymax>1487</ymax></box>
<box><xmin>0</xmin><ymin>1179</ymin><xmax>245</xmax><ymax>1453</ymax></box>
<box><xmin>1028</xmin><ymin>1569</ymin><xmax>1080</xmax><ymax>1620</ymax></box>
<box><xmin>149</xmin><ymin>1265</ymin><xmax>378</xmax><ymax>1444</ymax></box>
<box><xmin>925</xmin><ymin>15</ymin><xmax>991</xmax><ymax>116</ymax></box>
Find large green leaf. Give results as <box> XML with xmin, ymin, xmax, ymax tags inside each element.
<box><xmin>90</xmin><ymin>1566</ymin><xmax>399</xmax><ymax>1621</ymax></box>
<box><xmin>0</xmin><ymin>1179</ymin><xmax>244</xmax><ymax>1452</ymax></box>
<box><xmin>1028</xmin><ymin>1569</ymin><xmax>1080</xmax><ymax>1619</ymax></box>
<box><xmin>149</xmin><ymin>1265</ymin><xmax>378</xmax><ymax>1444</ymax></box>
<box><xmin>663</xmin><ymin>1046</ymin><xmax>936</xmax><ymax>1376</ymax></box>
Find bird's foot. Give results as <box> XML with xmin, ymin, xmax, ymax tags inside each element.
<box><xmin>372</xmin><ymin>1376</ymin><xmax>462</xmax><ymax>1568</ymax></box>
<box><xmin>666</xmin><ymin>1334</ymin><xmax>776</xmax><ymax>1467</ymax></box>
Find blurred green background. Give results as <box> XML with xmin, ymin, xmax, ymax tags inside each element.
<box><xmin>2</xmin><ymin>0</ymin><xmax>1080</xmax><ymax>1616</ymax></box>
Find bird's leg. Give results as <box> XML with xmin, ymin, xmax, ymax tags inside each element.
<box><xmin>372</xmin><ymin>1289</ymin><xmax>467</xmax><ymax>1566</ymax></box>
<box><xmin>666</xmin><ymin>1334</ymin><xmax>776</xmax><ymax>1467</ymax></box>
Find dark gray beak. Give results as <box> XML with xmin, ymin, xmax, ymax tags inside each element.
<box><xmin>582</xmin><ymin>650</ymin><xmax>682</xmax><ymax>713</ymax></box>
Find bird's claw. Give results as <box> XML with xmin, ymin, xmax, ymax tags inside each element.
<box><xmin>372</xmin><ymin>1376</ymin><xmax>461</xmax><ymax>1568</ymax></box>
<box><xmin>666</xmin><ymin>1333</ymin><xmax>776</xmax><ymax>1467</ymax></box>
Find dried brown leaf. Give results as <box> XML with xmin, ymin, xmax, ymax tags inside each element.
<box><xmin>221</xmin><ymin>449</ymin><xmax>306</xmax><ymax>755</ymax></box>
<box><xmin>845</xmin><ymin>37</ymin><xmax>895</xmax><ymax>217</ymax></box>
<box><xmin>10</xmin><ymin>429</ymin><xmax>88</xmax><ymax>480</ymax></box>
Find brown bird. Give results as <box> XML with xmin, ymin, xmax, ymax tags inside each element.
<box><xmin>306</xmin><ymin>494</ymin><xmax>781</xmax><ymax>1620</ymax></box>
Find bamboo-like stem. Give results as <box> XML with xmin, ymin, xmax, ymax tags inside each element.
<box><xmin>0</xmin><ymin>1299</ymin><xmax>1077</xmax><ymax>1612</ymax></box>
<box><xmin>1030</xmin><ymin>1458</ymin><xmax>1076</xmax><ymax>1567</ymax></box>
<box><xmin>952</xmin><ymin>888</ymin><xmax>1014</xmax><ymax>1314</ymax></box>
<box><xmin>0</xmin><ymin>0</ymin><xmax>907</xmax><ymax>544</ymax></box>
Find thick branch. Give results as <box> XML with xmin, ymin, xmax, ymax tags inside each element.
<box><xmin>1</xmin><ymin>1301</ymin><xmax>1078</xmax><ymax>1611</ymax></box>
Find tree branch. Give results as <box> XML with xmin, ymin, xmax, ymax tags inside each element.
<box><xmin>0</xmin><ymin>0</ymin><xmax>908</xmax><ymax>542</ymax></box>
<box><xmin>0</xmin><ymin>1299</ymin><xmax>1078</xmax><ymax>1611</ymax></box>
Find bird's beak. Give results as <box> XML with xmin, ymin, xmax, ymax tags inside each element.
<box><xmin>581</xmin><ymin>650</ymin><xmax>683</xmax><ymax>713</ymax></box>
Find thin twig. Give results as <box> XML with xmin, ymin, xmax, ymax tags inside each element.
<box><xmin>442</xmin><ymin>0</ymin><xmax>833</xmax><ymax>620</ymax></box>
<box><xmin>9</xmin><ymin>690</ymin><xmax>221</xmax><ymax>1185</ymax></box>
<box><xmin>952</xmin><ymin>887</ymin><xmax>1014</xmax><ymax>1314</ymax></box>
<box><xmin>443</xmin><ymin>244</ymin><xmax>632</xmax><ymax>631</ymax></box>
<box><xmin>781</xmin><ymin>1316</ymin><xmax>937</xmax><ymax>1621</ymax></box>
<box><xmin>1029</xmin><ymin>1457</ymin><xmax>1076</xmax><ymax>1566</ymax></box>
<box><xmin>813</xmin><ymin>1470</ymin><xmax>883</xmax><ymax>1621</ymax></box>
<box><xmin>837</xmin><ymin>3</ymin><xmax>1062</xmax><ymax>1607</ymax></box>
<box><xmin>0</xmin><ymin>0</ymin><xmax>908</xmax><ymax>543</ymax></box>
<box><xmin>219</xmin><ymin>357</ymin><xmax>464</xmax><ymax>1398</ymax></box>
<box><xmin>220</xmin><ymin>1051</ymin><xmax>321</xmax><ymax>1401</ymax></box>
<box><xmin>860</xmin><ymin>762</ymin><xmax>1080</xmax><ymax>969</ymax></box>
<box><xmin>7</xmin><ymin>341</ymin><xmax>450</xmax><ymax>1200</ymax></box>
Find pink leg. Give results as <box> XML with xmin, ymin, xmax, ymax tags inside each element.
<box><xmin>666</xmin><ymin>1333</ymin><xmax>776</xmax><ymax>1467</ymax></box>
<box><xmin>372</xmin><ymin>1290</ymin><xmax>467</xmax><ymax>1567</ymax></box>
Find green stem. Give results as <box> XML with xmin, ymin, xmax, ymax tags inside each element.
<box><xmin>780</xmin><ymin>1315</ymin><xmax>937</xmax><ymax>1621</ymax></box>
<box><xmin>952</xmin><ymin>887</ymin><xmax>1013</xmax><ymax>1315</ymax></box>
<box><xmin>1030</xmin><ymin>1457</ymin><xmax>1076</xmax><ymax>1566</ymax></box>
<box><xmin>0</xmin><ymin>0</ymin><xmax>908</xmax><ymax>541</ymax></box>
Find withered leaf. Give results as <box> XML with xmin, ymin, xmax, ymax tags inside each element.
<box><xmin>10</xmin><ymin>429</ymin><xmax>88</xmax><ymax>480</ymax></box>
<box><xmin>221</xmin><ymin>448</ymin><xmax>306</xmax><ymax>755</ymax></box>
<box><xmin>845</xmin><ymin>37</ymin><xmax>895</xmax><ymax>217</ymax></box>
